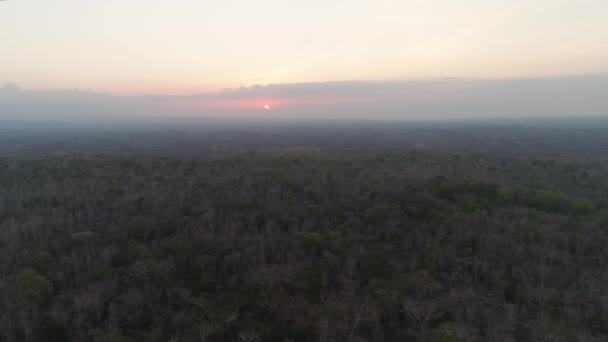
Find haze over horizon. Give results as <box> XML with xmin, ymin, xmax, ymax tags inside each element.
<box><xmin>1</xmin><ymin>75</ymin><xmax>607</xmax><ymax>122</ymax></box>
<box><xmin>1</xmin><ymin>0</ymin><xmax>608</xmax><ymax>120</ymax></box>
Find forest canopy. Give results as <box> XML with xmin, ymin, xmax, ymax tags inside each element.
<box><xmin>1</xmin><ymin>123</ymin><xmax>608</xmax><ymax>341</ymax></box>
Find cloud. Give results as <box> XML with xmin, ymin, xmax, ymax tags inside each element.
<box><xmin>1</xmin><ymin>75</ymin><xmax>607</xmax><ymax>123</ymax></box>
<box><xmin>1</xmin><ymin>82</ymin><xmax>20</xmax><ymax>93</ymax></box>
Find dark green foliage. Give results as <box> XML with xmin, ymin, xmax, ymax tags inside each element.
<box><xmin>34</xmin><ymin>315</ymin><xmax>71</xmax><ymax>342</ymax></box>
<box><xmin>503</xmin><ymin>270</ymin><xmax>526</xmax><ymax>304</ymax></box>
<box><xmin>420</xmin><ymin>243</ymin><xmax>440</xmax><ymax>273</ymax></box>
<box><xmin>15</xmin><ymin>268</ymin><xmax>53</xmax><ymax>307</ymax></box>
<box><xmin>100</xmin><ymin>333</ymin><xmax>134</xmax><ymax>342</ymax></box>
<box><xmin>89</xmin><ymin>264</ymin><xmax>125</xmax><ymax>282</ymax></box>
<box><xmin>1</xmin><ymin>149</ymin><xmax>607</xmax><ymax>341</ymax></box>
<box><xmin>498</xmin><ymin>186</ymin><xmax>569</xmax><ymax>212</ymax></box>
<box><xmin>359</xmin><ymin>251</ymin><xmax>393</xmax><ymax>281</ymax></box>
<box><xmin>571</xmin><ymin>199</ymin><xmax>596</xmax><ymax>215</ymax></box>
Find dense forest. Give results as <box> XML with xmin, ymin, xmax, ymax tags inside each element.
<box><xmin>1</xmin><ymin>122</ymin><xmax>608</xmax><ymax>341</ymax></box>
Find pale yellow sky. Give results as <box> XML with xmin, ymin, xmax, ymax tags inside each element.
<box><xmin>1</xmin><ymin>0</ymin><xmax>607</xmax><ymax>94</ymax></box>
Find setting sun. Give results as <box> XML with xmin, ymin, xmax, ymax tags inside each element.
<box><xmin>264</xmin><ymin>105</ymin><xmax>270</xmax><ymax>110</ymax></box>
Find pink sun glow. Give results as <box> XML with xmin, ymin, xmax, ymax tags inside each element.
<box><xmin>163</xmin><ymin>95</ymin><xmax>367</xmax><ymax>114</ymax></box>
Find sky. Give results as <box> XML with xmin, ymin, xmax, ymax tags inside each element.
<box><xmin>1</xmin><ymin>0</ymin><xmax>607</xmax><ymax>120</ymax></box>
<box><xmin>2</xmin><ymin>0</ymin><xmax>608</xmax><ymax>94</ymax></box>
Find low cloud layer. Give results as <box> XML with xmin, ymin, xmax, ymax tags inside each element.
<box><xmin>1</xmin><ymin>75</ymin><xmax>607</xmax><ymax>124</ymax></box>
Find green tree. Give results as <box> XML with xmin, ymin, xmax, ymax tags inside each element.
<box><xmin>16</xmin><ymin>268</ymin><xmax>52</xmax><ymax>307</ymax></box>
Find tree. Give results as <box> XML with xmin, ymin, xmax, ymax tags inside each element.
<box><xmin>16</xmin><ymin>268</ymin><xmax>52</xmax><ymax>308</ymax></box>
